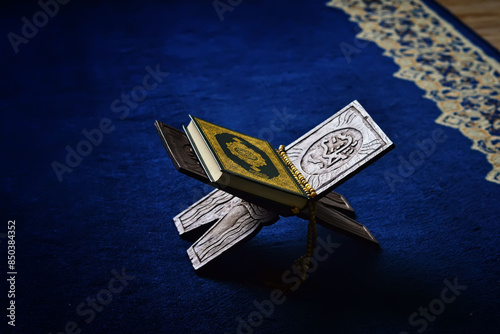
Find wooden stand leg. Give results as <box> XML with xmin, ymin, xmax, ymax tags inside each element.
<box><xmin>173</xmin><ymin>190</ymin><xmax>234</xmax><ymax>235</ymax></box>
<box><xmin>174</xmin><ymin>189</ymin><xmax>355</xmax><ymax>235</ymax></box>
<box><xmin>174</xmin><ymin>189</ymin><xmax>378</xmax><ymax>269</ymax></box>
<box><xmin>313</xmin><ymin>193</ymin><xmax>379</xmax><ymax>246</ymax></box>
<box><xmin>187</xmin><ymin>200</ymin><xmax>279</xmax><ymax>270</ymax></box>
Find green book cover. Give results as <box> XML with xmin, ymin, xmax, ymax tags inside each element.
<box><xmin>189</xmin><ymin>116</ymin><xmax>307</xmax><ymax>199</ymax></box>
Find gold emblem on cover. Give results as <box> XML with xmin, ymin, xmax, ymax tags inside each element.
<box><xmin>226</xmin><ymin>137</ymin><xmax>267</xmax><ymax>171</ymax></box>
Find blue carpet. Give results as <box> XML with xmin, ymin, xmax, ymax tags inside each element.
<box><xmin>1</xmin><ymin>0</ymin><xmax>498</xmax><ymax>333</ymax></box>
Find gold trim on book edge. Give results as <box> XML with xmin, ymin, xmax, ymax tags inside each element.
<box><xmin>193</xmin><ymin>117</ymin><xmax>306</xmax><ymax>196</ymax></box>
<box><xmin>277</xmin><ymin>145</ymin><xmax>317</xmax><ymax>199</ymax></box>
<box><xmin>327</xmin><ymin>0</ymin><xmax>500</xmax><ymax>184</ymax></box>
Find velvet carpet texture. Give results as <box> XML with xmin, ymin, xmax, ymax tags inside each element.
<box><xmin>1</xmin><ymin>0</ymin><xmax>499</xmax><ymax>333</ymax></box>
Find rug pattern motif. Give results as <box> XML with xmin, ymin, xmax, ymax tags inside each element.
<box><xmin>328</xmin><ymin>0</ymin><xmax>500</xmax><ymax>184</ymax></box>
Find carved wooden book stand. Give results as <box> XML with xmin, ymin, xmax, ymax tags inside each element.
<box><xmin>155</xmin><ymin>101</ymin><xmax>393</xmax><ymax>270</ymax></box>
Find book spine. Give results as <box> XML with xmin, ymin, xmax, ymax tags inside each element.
<box><xmin>190</xmin><ymin>116</ymin><xmax>225</xmax><ymax>173</ymax></box>
<box><xmin>183</xmin><ymin>124</ymin><xmax>217</xmax><ymax>183</ymax></box>
<box><xmin>276</xmin><ymin>145</ymin><xmax>317</xmax><ymax>199</ymax></box>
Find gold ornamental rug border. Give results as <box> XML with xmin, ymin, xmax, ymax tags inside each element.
<box><xmin>327</xmin><ymin>0</ymin><xmax>500</xmax><ymax>184</ymax></box>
